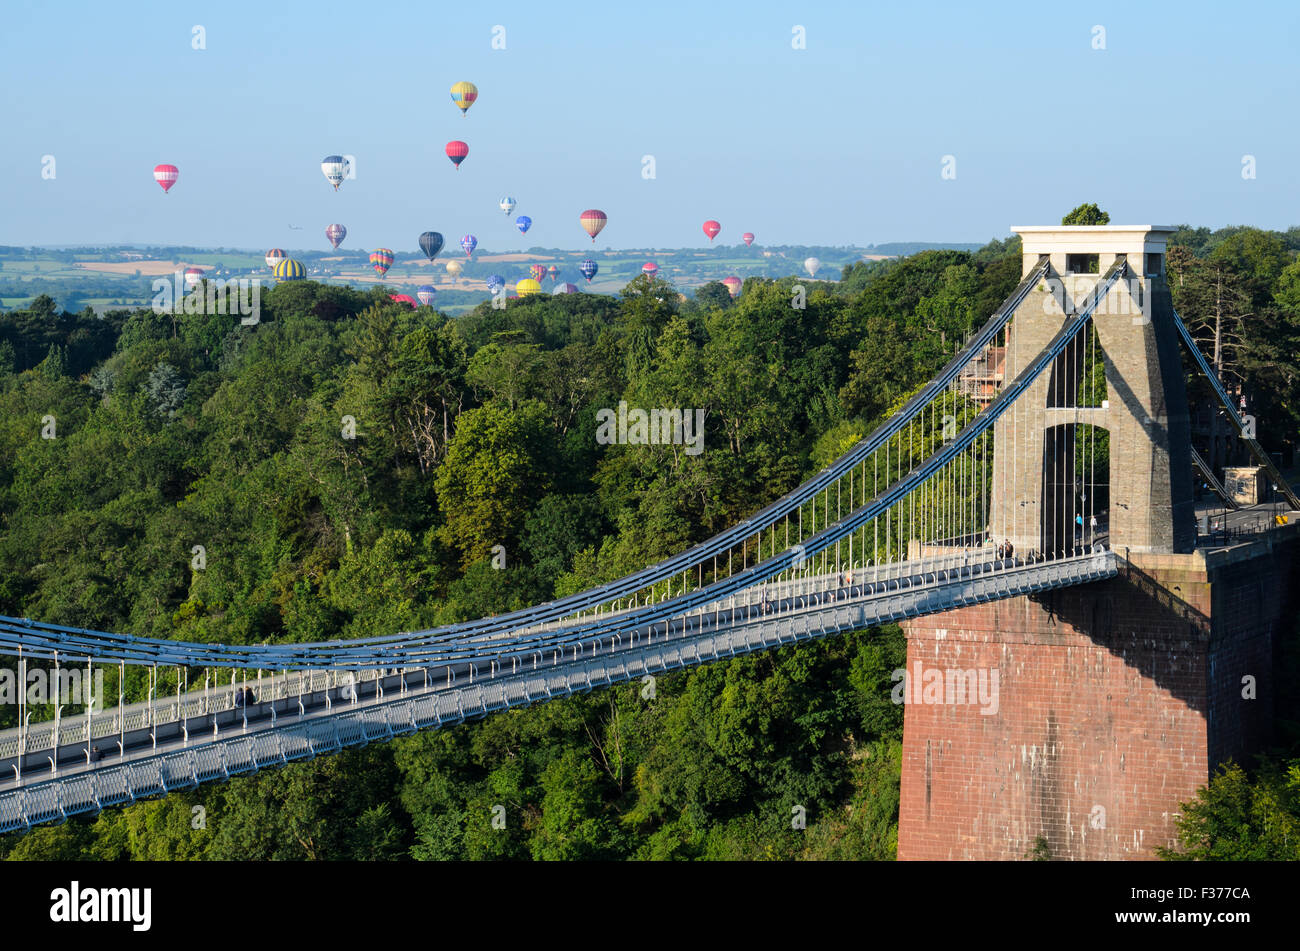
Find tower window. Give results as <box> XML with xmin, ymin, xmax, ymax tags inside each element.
<box><xmin>1065</xmin><ymin>253</ymin><xmax>1099</xmax><ymax>274</ymax></box>
<box><xmin>1146</xmin><ymin>253</ymin><xmax>1163</xmax><ymax>276</ymax></box>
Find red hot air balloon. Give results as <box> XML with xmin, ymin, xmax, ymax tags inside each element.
<box><xmin>529</xmin><ymin>264</ymin><xmax>546</xmax><ymax>283</ymax></box>
<box><xmin>445</xmin><ymin>141</ymin><xmax>469</xmax><ymax>170</ymax></box>
<box><xmin>390</xmin><ymin>294</ymin><xmax>417</xmax><ymax>308</ymax></box>
<box><xmin>579</xmin><ymin>209</ymin><xmax>607</xmax><ymax>242</ymax></box>
<box><xmin>722</xmin><ymin>276</ymin><xmax>742</xmax><ymax>298</ymax></box>
<box><xmin>742</xmin><ymin>232</ymin><xmax>755</xmax><ymax>247</ymax></box>
<box><xmin>641</xmin><ymin>261</ymin><xmax>658</xmax><ymax>279</ymax></box>
<box><xmin>153</xmin><ymin>164</ymin><xmax>179</xmax><ymax>193</ymax></box>
<box><xmin>702</xmin><ymin>220</ymin><xmax>721</xmax><ymax>242</ymax></box>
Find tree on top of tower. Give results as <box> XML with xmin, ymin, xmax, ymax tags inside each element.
<box><xmin>1062</xmin><ymin>203</ymin><xmax>1111</xmax><ymax>226</ymax></box>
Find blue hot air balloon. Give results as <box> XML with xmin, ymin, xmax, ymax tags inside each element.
<box><xmin>486</xmin><ymin>275</ymin><xmax>505</xmax><ymax>294</ymax></box>
<box><xmin>461</xmin><ymin>234</ymin><xmax>477</xmax><ymax>258</ymax></box>
<box><xmin>516</xmin><ymin>216</ymin><xmax>531</xmax><ymax>235</ymax></box>
<box><xmin>417</xmin><ymin>285</ymin><xmax>437</xmax><ymax>306</ymax></box>
<box><xmin>578</xmin><ymin>258</ymin><xmax>598</xmax><ymax>283</ymax></box>
<box><xmin>418</xmin><ymin>231</ymin><xmax>445</xmax><ymax>261</ymax></box>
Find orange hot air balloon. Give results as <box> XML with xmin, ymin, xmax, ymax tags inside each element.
<box><xmin>579</xmin><ymin>209</ymin><xmax>607</xmax><ymax>243</ymax></box>
<box><xmin>702</xmin><ymin>220</ymin><xmax>721</xmax><ymax>242</ymax></box>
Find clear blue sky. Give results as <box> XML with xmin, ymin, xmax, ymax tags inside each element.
<box><xmin>3</xmin><ymin>0</ymin><xmax>1298</xmax><ymax>252</ymax></box>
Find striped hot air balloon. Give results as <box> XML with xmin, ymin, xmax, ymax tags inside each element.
<box><xmin>547</xmin><ymin>265</ymin><xmax>559</xmax><ymax>282</ymax></box>
<box><xmin>370</xmin><ymin>249</ymin><xmax>394</xmax><ymax>278</ymax></box>
<box><xmin>553</xmin><ymin>283</ymin><xmax>579</xmax><ymax>295</ymax></box>
<box><xmin>417</xmin><ymin>285</ymin><xmax>437</xmax><ymax>306</ymax></box>
<box><xmin>153</xmin><ymin>164</ymin><xmax>179</xmax><ymax>193</ymax></box>
<box><xmin>450</xmin><ymin>81</ymin><xmax>478</xmax><ymax>115</ymax></box>
<box><xmin>742</xmin><ymin>232</ymin><xmax>755</xmax><ymax>247</ymax></box>
<box><xmin>702</xmin><ymin>220</ymin><xmax>721</xmax><ymax>242</ymax></box>
<box><xmin>529</xmin><ymin>264</ymin><xmax>546</xmax><ymax>283</ymax></box>
<box><xmin>274</xmin><ymin>259</ymin><xmax>306</xmax><ymax>281</ymax></box>
<box><xmin>722</xmin><ymin>276</ymin><xmax>742</xmax><ymax>298</ymax></box>
<box><xmin>500</xmin><ymin>197</ymin><xmax>516</xmax><ymax>215</ymax></box>
<box><xmin>578</xmin><ymin>259</ymin><xmax>598</xmax><ymax>283</ymax></box>
<box><xmin>579</xmin><ymin>209</ymin><xmax>607</xmax><ymax>243</ymax></box>
<box><xmin>445</xmin><ymin>141</ymin><xmax>469</xmax><ymax>170</ymax></box>
<box><xmin>325</xmin><ymin>223</ymin><xmax>347</xmax><ymax>250</ymax></box>
<box><xmin>516</xmin><ymin>216</ymin><xmax>531</xmax><ymax>235</ymax></box>
<box><xmin>461</xmin><ymin>234</ymin><xmax>477</xmax><ymax>258</ymax></box>
<box><xmin>321</xmin><ymin>155</ymin><xmax>349</xmax><ymax>191</ymax></box>
<box><xmin>265</xmin><ymin>249</ymin><xmax>286</xmax><ymax>269</ymax></box>
<box><xmin>183</xmin><ymin>267</ymin><xmax>205</xmax><ymax>288</ymax></box>
<box><xmin>516</xmin><ymin>278</ymin><xmax>542</xmax><ymax>297</ymax></box>
<box><xmin>641</xmin><ymin>261</ymin><xmax>658</xmax><ymax>280</ymax></box>
<box><xmin>486</xmin><ymin>275</ymin><xmax>506</xmax><ymax>294</ymax></box>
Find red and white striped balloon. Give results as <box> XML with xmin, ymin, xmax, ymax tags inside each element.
<box><xmin>153</xmin><ymin>164</ymin><xmax>179</xmax><ymax>193</ymax></box>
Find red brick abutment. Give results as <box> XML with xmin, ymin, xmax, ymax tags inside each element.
<box><xmin>897</xmin><ymin>526</ymin><xmax>1299</xmax><ymax>860</ymax></box>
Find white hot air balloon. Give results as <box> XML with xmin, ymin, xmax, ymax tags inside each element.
<box><xmin>321</xmin><ymin>155</ymin><xmax>350</xmax><ymax>191</ymax></box>
<box><xmin>804</xmin><ymin>256</ymin><xmax>822</xmax><ymax>278</ymax></box>
<box><xmin>445</xmin><ymin>260</ymin><xmax>463</xmax><ymax>278</ymax></box>
<box><xmin>499</xmin><ymin>196</ymin><xmax>517</xmax><ymax>215</ymax></box>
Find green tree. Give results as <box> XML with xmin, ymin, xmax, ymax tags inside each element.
<box><xmin>1061</xmin><ymin>203</ymin><xmax>1110</xmax><ymax>226</ymax></box>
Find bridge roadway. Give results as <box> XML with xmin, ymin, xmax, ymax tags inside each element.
<box><xmin>0</xmin><ymin>550</ymin><xmax>1116</xmax><ymax>832</ymax></box>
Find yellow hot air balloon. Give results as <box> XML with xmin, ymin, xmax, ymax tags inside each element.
<box><xmin>450</xmin><ymin>81</ymin><xmax>478</xmax><ymax>116</ymax></box>
<box><xmin>445</xmin><ymin>260</ymin><xmax>464</xmax><ymax>278</ymax></box>
<box><xmin>516</xmin><ymin>278</ymin><xmax>542</xmax><ymax>297</ymax></box>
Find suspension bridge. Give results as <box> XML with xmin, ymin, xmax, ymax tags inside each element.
<box><xmin>1</xmin><ymin>225</ymin><xmax>1296</xmax><ymax>855</ymax></box>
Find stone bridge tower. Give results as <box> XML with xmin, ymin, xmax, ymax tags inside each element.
<box><xmin>988</xmin><ymin>225</ymin><xmax>1195</xmax><ymax>556</ymax></box>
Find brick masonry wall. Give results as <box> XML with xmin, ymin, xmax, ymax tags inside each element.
<box><xmin>897</xmin><ymin>539</ymin><xmax>1298</xmax><ymax>860</ymax></box>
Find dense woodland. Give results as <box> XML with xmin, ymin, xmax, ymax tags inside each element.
<box><xmin>1</xmin><ymin>210</ymin><xmax>1298</xmax><ymax>859</ymax></box>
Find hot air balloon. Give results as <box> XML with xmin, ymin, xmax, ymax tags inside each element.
<box><xmin>742</xmin><ymin>232</ymin><xmax>755</xmax><ymax>247</ymax></box>
<box><xmin>265</xmin><ymin>249</ymin><xmax>286</xmax><ymax>270</ymax></box>
<box><xmin>804</xmin><ymin>257</ymin><xmax>822</xmax><ymax>278</ymax></box>
<box><xmin>702</xmin><ymin>220</ymin><xmax>721</xmax><ymax>242</ymax></box>
<box><xmin>529</xmin><ymin>264</ymin><xmax>546</xmax><ymax>283</ymax></box>
<box><xmin>641</xmin><ymin>261</ymin><xmax>658</xmax><ymax>279</ymax></box>
<box><xmin>419</xmin><ymin>232</ymin><xmax>444</xmax><ymax>262</ymax></box>
<box><xmin>183</xmin><ymin>267</ymin><xmax>205</xmax><ymax>288</ymax></box>
<box><xmin>370</xmin><ymin>249</ymin><xmax>394</xmax><ymax>278</ymax></box>
<box><xmin>450</xmin><ymin>81</ymin><xmax>478</xmax><ymax>115</ymax></box>
<box><xmin>547</xmin><ymin>265</ymin><xmax>559</xmax><ymax>282</ymax></box>
<box><xmin>516</xmin><ymin>279</ymin><xmax>542</xmax><ymax>297</ymax></box>
<box><xmin>553</xmin><ymin>283</ymin><xmax>579</xmax><ymax>295</ymax></box>
<box><xmin>321</xmin><ymin>155</ymin><xmax>349</xmax><ymax>191</ymax></box>
<box><xmin>500</xmin><ymin>197</ymin><xmax>517</xmax><ymax>215</ymax></box>
<box><xmin>325</xmin><ymin>223</ymin><xmax>347</xmax><ymax>250</ymax></box>
<box><xmin>579</xmin><ymin>259</ymin><xmax>598</xmax><ymax>283</ymax></box>
<box><xmin>417</xmin><ymin>285</ymin><xmax>437</xmax><ymax>306</ymax></box>
<box><xmin>446</xmin><ymin>260</ymin><xmax>463</xmax><ymax>279</ymax></box>
<box><xmin>486</xmin><ymin>275</ymin><xmax>506</xmax><ymax>294</ymax></box>
<box><xmin>579</xmin><ymin>209</ymin><xmax>607</xmax><ymax>243</ymax></box>
<box><xmin>274</xmin><ymin>259</ymin><xmax>306</xmax><ymax>281</ymax></box>
<box><xmin>390</xmin><ymin>294</ymin><xmax>417</xmax><ymax>308</ymax></box>
<box><xmin>153</xmin><ymin>164</ymin><xmax>179</xmax><ymax>193</ymax></box>
<box><xmin>445</xmin><ymin>141</ymin><xmax>469</xmax><ymax>170</ymax></box>
<box><xmin>516</xmin><ymin>216</ymin><xmax>532</xmax><ymax>235</ymax></box>
<box><xmin>461</xmin><ymin>234</ymin><xmax>477</xmax><ymax>258</ymax></box>
<box><xmin>722</xmin><ymin>276</ymin><xmax>742</xmax><ymax>298</ymax></box>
